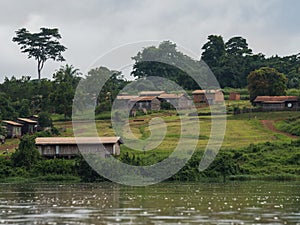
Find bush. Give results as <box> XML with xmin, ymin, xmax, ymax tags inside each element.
<box><xmin>38</xmin><ymin>112</ymin><xmax>53</xmax><ymax>128</ymax></box>
<box><xmin>11</xmin><ymin>135</ymin><xmax>41</xmax><ymax>170</ymax></box>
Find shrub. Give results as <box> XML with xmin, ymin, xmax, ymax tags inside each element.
<box><xmin>11</xmin><ymin>135</ymin><xmax>41</xmax><ymax>170</ymax></box>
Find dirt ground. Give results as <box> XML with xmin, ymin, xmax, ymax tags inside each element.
<box><xmin>261</xmin><ymin>120</ymin><xmax>298</xmax><ymax>139</ymax></box>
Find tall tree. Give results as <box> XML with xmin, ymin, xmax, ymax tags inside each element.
<box><xmin>82</xmin><ymin>67</ymin><xmax>127</xmax><ymax>113</ymax></box>
<box><xmin>201</xmin><ymin>35</ymin><xmax>226</xmax><ymax>87</ymax></box>
<box><xmin>50</xmin><ymin>65</ymin><xmax>81</xmax><ymax>119</ymax></box>
<box><xmin>219</xmin><ymin>36</ymin><xmax>253</xmax><ymax>87</ymax></box>
<box><xmin>225</xmin><ymin>36</ymin><xmax>252</xmax><ymax>57</ymax></box>
<box><xmin>247</xmin><ymin>67</ymin><xmax>287</xmax><ymax>102</ymax></box>
<box><xmin>12</xmin><ymin>27</ymin><xmax>67</xmax><ymax>80</ymax></box>
<box><xmin>131</xmin><ymin>41</ymin><xmax>201</xmax><ymax>90</ymax></box>
<box><xmin>201</xmin><ymin>35</ymin><xmax>226</xmax><ymax>68</ymax></box>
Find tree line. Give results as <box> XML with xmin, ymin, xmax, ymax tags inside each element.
<box><xmin>2</xmin><ymin>27</ymin><xmax>299</xmax><ymax>121</ymax></box>
<box><xmin>0</xmin><ymin>65</ymin><xmax>128</xmax><ymax>121</ymax></box>
<box><xmin>133</xmin><ymin>36</ymin><xmax>300</xmax><ymax>89</ymax></box>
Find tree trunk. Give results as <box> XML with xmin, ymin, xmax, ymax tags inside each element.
<box><xmin>37</xmin><ymin>59</ymin><xmax>44</xmax><ymax>80</ymax></box>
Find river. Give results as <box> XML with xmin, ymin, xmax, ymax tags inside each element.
<box><xmin>0</xmin><ymin>181</ymin><xmax>299</xmax><ymax>224</ymax></box>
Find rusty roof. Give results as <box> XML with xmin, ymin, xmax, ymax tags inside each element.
<box><xmin>116</xmin><ymin>95</ymin><xmax>139</xmax><ymax>100</ymax></box>
<box><xmin>158</xmin><ymin>93</ymin><xmax>185</xmax><ymax>99</ymax></box>
<box><xmin>129</xmin><ymin>96</ymin><xmax>158</xmax><ymax>102</ymax></box>
<box><xmin>17</xmin><ymin>118</ymin><xmax>38</xmax><ymax>124</ymax></box>
<box><xmin>2</xmin><ymin>120</ymin><xmax>23</xmax><ymax>126</ymax></box>
<box><xmin>254</xmin><ymin>96</ymin><xmax>299</xmax><ymax>102</ymax></box>
<box><xmin>35</xmin><ymin>137</ymin><xmax>123</xmax><ymax>145</ymax></box>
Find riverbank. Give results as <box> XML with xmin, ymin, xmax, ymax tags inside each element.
<box><xmin>1</xmin><ymin>139</ymin><xmax>299</xmax><ymax>183</ymax></box>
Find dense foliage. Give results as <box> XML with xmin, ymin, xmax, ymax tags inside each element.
<box><xmin>1</xmin><ymin>140</ymin><xmax>299</xmax><ymax>182</ymax></box>
<box><xmin>0</xmin><ymin>65</ymin><xmax>127</xmax><ymax>121</ymax></box>
<box><xmin>247</xmin><ymin>67</ymin><xmax>287</xmax><ymax>102</ymax></box>
<box><xmin>276</xmin><ymin>116</ymin><xmax>300</xmax><ymax>136</ymax></box>
<box><xmin>201</xmin><ymin>35</ymin><xmax>300</xmax><ymax>89</ymax></box>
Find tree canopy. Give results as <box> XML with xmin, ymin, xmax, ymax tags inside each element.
<box><xmin>201</xmin><ymin>35</ymin><xmax>300</xmax><ymax>89</ymax></box>
<box><xmin>50</xmin><ymin>65</ymin><xmax>81</xmax><ymax>119</ymax></box>
<box><xmin>12</xmin><ymin>27</ymin><xmax>67</xmax><ymax>80</ymax></box>
<box><xmin>247</xmin><ymin>67</ymin><xmax>287</xmax><ymax>102</ymax></box>
<box><xmin>131</xmin><ymin>41</ymin><xmax>202</xmax><ymax>90</ymax></box>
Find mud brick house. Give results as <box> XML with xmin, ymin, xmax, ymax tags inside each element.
<box><xmin>129</xmin><ymin>96</ymin><xmax>161</xmax><ymax>111</ymax></box>
<box><xmin>253</xmin><ymin>96</ymin><xmax>299</xmax><ymax>111</ymax></box>
<box><xmin>35</xmin><ymin>137</ymin><xmax>123</xmax><ymax>158</ymax></box>
<box><xmin>158</xmin><ymin>93</ymin><xmax>192</xmax><ymax>109</ymax></box>
<box><xmin>192</xmin><ymin>89</ymin><xmax>224</xmax><ymax>106</ymax></box>
<box><xmin>229</xmin><ymin>92</ymin><xmax>241</xmax><ymax>101</ymax></box>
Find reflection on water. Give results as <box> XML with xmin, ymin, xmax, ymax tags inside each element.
<box><xmin>0</xmin><ymin>181</ymin><xmax>299</xmax><ymax>224</ymax></box>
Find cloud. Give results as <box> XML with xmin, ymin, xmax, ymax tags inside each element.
<box><xmin>0</xmin><ymin>0</ymin><xmax>299</xmax><ymax>81</ymax></box>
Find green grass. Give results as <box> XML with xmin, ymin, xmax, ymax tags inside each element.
<box><xmin>0</xmin><ymin>138</ymin><xmax>20</xmax><ymax>154</ymax></box>
<box><xmin>231</xmin><ymin>111</ymin><xmax>300</xmax><ymax>120</ymax></box>
<box><xmin>54</xmin><ymin>110</ymin><xmax>297</xmax><ymax>152</ymax></box>
<box><xmin>275</xmin><ymin>116</ymin><xmax>300</xmax><ymax>136</ymax></box>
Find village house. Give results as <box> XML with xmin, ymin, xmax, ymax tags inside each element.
<box><xmin>2</xmin><ymin>120</ymin><xmax>23</xmax><ymax>138</ymax></box>
<box><xmin>158</xmin><ymin>93</ymin><xmax>192</xmax><ymax>109</ymax></box>
<box><xmin>229</xmin><ymin>92</ymin><xmax>241</xmax><ymax>101</ymax></box>
<box><xmin>115</xmin><ymin>95</ymin><xmax>139</xmax><ymax>108</ymax></box>
<box><xmin>192</xmin><ymin>89</ymin><xmax>224</xmax><ymax>106</ymax></box>
<box><xmin>17</xmin><ymin>118</ymin><xmax>38</xmax><ymax>135</ymax></box>
<box><xmin>253</xmin><ymin>96</ymin><xmax>299</xmax><ymax>111</ymax></box>
<box><xmin>129</xmin><ymin>96</ymin><xmax>161</xmax><ymax>112</ymax></box>
<box><xmin>35</xmin><ymin>137</ymin><xmax>123</xmax><ymax>158</ymax></box>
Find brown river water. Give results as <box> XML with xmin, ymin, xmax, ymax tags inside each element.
<box><xmin>0</xmin><ymin>181</ymin><xmax>299</xmax><ymax>224</ymax></box>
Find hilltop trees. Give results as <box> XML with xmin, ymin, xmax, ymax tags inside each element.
<box><xmin>50</xmin><ymin>65</ymin><xmax>81</xmax><ymax>119</ymax></box>
<box><xmin>247</xmin><ymin>67</ymin><xmax>287</xmax><ymax>102</ymax></box>
<box><xmin>201</xmin><ymin>35</ymin><xmax>255</xmax><ymax>88</ymax></box>
<box><xmin>201</xmin><ymin>35</ymin><xmax>300</xmax><ymax>89</ymax></box>
<box><xmin>131</xmin><ymin>41</ymin><xmax>200</xmax><ymax>90</ymax></box>
<box><xmin>12</xmin><ymin>27</ymin><xmax>67</xmax><ymax>80</ymax></box>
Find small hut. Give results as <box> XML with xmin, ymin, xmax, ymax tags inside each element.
<box><xmin>2</xmin><ymin>120</ymin><xmax>23</xmax><ymax>138</ymax></box>
<box><xmin>129</xmin><ymin>96</ymin><xmax>161</xmax><ymax>111</ymax></box>
<box><xmin>35</xmin><ymin>137</ymin><xmax>123</xmax><ymax>158</ymax></box>
<box><xmin>115</xmin><ymin>95</ymin><xmax>139</xmax><ymax>109</ymax></box>
<box><xmin>158</xmin><ymin>93</ymin><xmax>192</xmax><ymax>109</ymax></box>
<box><xmin>17</xmin><ymin>118</ymin><xmax>38</xmax><ymax>134</ymax></box>
<box><xmin>229</xmin><ymin>92</ymin><xmax>241</xmax><ymax>101</ymax></box>
<box><xmin>253</xmin><ymin>96</ymin><xmax>299</xmax><ymax>110</ymax></box>
<box><xmin>192</xmin><ymin>89</ymin><xmax>224</xmax><ymax>105</ymax></box>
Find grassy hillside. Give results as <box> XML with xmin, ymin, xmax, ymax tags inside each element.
<box><xmin>54</xmin><ymin>111</ymin><xmax>298</xmax><ymax>151</ymax></box>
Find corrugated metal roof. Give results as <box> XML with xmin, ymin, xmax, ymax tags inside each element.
<box><xmin>17</xmin><ymin>118</ymin><xmax>38</xmax><ymax>124</ymax></box>
<box><xmin>35</xmin><ymin>137</ymin><xmax>123</xmax><ymax>145</ymax></box>
<box><xmin>129</xmin><ymin>96</ymin><xmax>157</xmax><ymax>102</ymax></box>
<box><xmin>263</xmin><ymin>101</ymin><xmax>285</xmax><ymax>104</ymax></box>
<box><xmin>158</xmin><ymin>93</ymin><xmax>185</xmax><ymax>99</ymax></box>
<box><xmin>254</xmin><ymin>96</ymin><xmax>299</xmax><ymax>102</ymax></box>
<box><xmin>192</xmin><ymin>90</ymin><xmax>221</xmax><ymax>94</ymax></box>
<box><xmin>139</xmin><ymin>91</ymin><xmax>165</xmax><ymax>96</ymax></box>
<box><xmin>116</xmin><ymin>95</ymin><xmax>138</xmax><ymax>100</ymax></box>
<box><xmin>2</xmin><ymin>120</ymin><xmax>23</xmax><ymax>126</ymax></box>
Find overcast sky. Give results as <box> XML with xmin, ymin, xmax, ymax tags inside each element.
<box><xmin>1</xmin><ymin>0</ymin><xmax>300</xmax><ymax>81</ymax></box>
